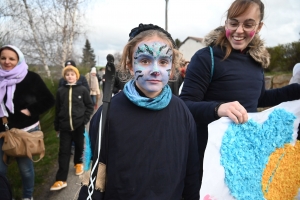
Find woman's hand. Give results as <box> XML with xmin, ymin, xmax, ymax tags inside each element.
<box><xmin>217</xmin><ymin>101</ymin><xmax>248</xmax><ymax>124</ymax></box>
<box><xmin>21</xmin><ymin>109</ymin><xmax>31</xmax><ymax>116</ymax></box>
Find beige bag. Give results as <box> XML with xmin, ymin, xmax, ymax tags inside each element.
<box><xmin>0</xmin><ymin>117</ymin><xmax>45</xmax><ymax>164</ymax></box>
<box><xmin>80</xmin><ymin>162</ymin><xmax>106</xmax><ymax>192</ymax></box>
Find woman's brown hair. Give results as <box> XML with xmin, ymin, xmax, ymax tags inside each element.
<box><xmin>215</xmin><ymin>0</ymin><xmax>265</xmax><ymax>59</ymax></box>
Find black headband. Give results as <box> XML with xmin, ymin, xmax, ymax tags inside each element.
<box><xmin>128</xmin><ymin>23</ymin><xmax>177</xmax><ymax>49</ymax></box>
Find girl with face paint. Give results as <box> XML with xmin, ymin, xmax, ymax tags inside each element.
<box><xmin>131</xmin><ymin>37</ymin><xmax>173</xmax><ymax>98</ymax></box>
<box><xmin>78</xmin><ymin>24</ymin><xmax>200</xmax><ymax>200</ymax></box>
<box><xmin>180</xmin><ymin>0</ymin><xmax>300</xmax><ymax>187</ymax></box>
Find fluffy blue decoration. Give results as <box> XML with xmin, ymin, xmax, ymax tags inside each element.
<box><xmin>83</xmin><ymin>129</ymin><xmax>92</xmax><ymax>171</ymax></box>
<box><xmin>123</xmin><ymin>80</ymin><xmax>172</xmax><ymax>110</ymax></box>
<box><xmin>220</xmin><ymin>108</ymin><xmax>296</xmax><ymax>200</ymax></box>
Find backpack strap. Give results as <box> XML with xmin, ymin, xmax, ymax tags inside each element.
<box><xmin>209</xmin><ymin>46</ymin><xmax>214</xmax><ymax>83</ymax></box>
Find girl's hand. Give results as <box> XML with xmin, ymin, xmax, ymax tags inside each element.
<box><xmin>21</xmin><ymin>109</ymin><xmax>31</xmax><ymax>116</ymax></box>
<box><xmin>217</xmin><ymin>101</ymin><xmax>248</xmax><ymax>124</ymax></box>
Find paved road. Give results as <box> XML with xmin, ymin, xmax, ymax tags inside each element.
<box><xmin>39</xmin><ymin>154</ymin><xmax>83</xmax><ymax>200</ymax></box>
<box><xmin>36</xmin><ymin>93</ymin><xmax>103</xmax><ymax>200</ymax></box>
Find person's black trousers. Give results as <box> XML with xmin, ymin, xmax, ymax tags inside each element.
<box><xmin>56</xmin><ymin>125</ymin><xmax>84</xmax><ymax>181</ymax></box>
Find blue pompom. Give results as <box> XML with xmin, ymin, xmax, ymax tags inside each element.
<box><xmin>83</xmin><ymin>129</ymin><xmax>92</xmax><ymax>171</ymax></box>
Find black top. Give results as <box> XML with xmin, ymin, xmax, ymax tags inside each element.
<box><xmin>88</xmin><ymin>92</ymin><xmax>200</xmax><ymax>200</ymax></box>
<box><xmin>180</xmin><ymin>45</ymin><xmax>300</xmax><ymax>178</ymax></box>
<box><xmin>54</xmin><ymin>84</ymin><xmax>93</xmax><ymax>131</ymax></box>
<box><xmin>0</xmin><ymin>71</ymin><xmax>55</xmax><ymax>131</ymax></box>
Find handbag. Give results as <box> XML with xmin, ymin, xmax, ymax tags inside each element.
<box><xmin>0</xmin><ymin>117</ymin><xmax>45</xmax><ymax>164</ymax></box>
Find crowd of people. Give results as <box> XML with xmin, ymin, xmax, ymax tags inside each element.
<box><xmin>0</xmin><ymin>0</ymin><xmax>300</xmax><ymax>199</ymax></box>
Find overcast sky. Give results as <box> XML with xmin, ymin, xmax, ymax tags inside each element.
<box><xmin>79</xmin><ymin>0</ymin><xmax>300</xmax><ymax>66</ymax></box>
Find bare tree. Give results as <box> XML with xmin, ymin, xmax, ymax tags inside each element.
<box><xmin>0</xmin><ymin>0</ymin><xmax>87</xmax><ymax>79</ymax></box>
<box><xmin>22</xmin><ymin>0</ymin><xmax>52</xmax><ymax>77</ymax></box>
<box><xmin>113</xmin><ymin>52</ymin><xmax>122</xmax><ymax>70</ymax></box>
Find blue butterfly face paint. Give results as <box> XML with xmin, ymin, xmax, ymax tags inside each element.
<box><xmin>133</xmin><ymin>40</ymin><xmax>173</xmax><ymax>97</ymax></box>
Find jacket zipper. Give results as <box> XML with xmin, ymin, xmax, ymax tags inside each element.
<box><xmin>69</xmin><ymin>86</ymin><xmax>74</xmax><ymax>131</ymax></box>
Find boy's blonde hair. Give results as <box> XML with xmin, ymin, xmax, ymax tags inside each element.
<box><xmin>62</xmin><ymin>65</ymin><xmax>80</xmax><ymax>80</ymax></box>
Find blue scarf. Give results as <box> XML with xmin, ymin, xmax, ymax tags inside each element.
<box><xmin>123</xmin><ymin>80</ymin><xmax>172</xmax><ymax>110</ymax></box>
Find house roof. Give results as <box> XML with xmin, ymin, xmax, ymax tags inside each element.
<box><xmin>180</xmin><ymin>36</ymin><xmax>203</xmax><ymax>48</ymax></box>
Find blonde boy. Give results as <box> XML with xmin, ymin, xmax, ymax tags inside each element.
<box><xmin>51</xmin><ymin>66</ymin><xmax>93</xmax><ymax>191</ymax></box>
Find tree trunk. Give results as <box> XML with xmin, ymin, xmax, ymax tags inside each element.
<box><xmin>22</xmin><ymin>0</ymin><xmax>52</xmax><ymax>80</ymax></box>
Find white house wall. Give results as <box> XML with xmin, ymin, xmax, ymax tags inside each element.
<box><xmin>179</xmin><ymin>39</ymin><xmax>205</xmax><ymax>61</ymax></box>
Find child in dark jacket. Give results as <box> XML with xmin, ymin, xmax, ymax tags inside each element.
<box><xmin>51</xmin><ymin>65</ymin><xmax>93</xmax><ymax>191</ymax></box>
<box><xmin>78</xmin><ymin>23</ymin><xmax>200</xmax><ymax>200</ymax></box>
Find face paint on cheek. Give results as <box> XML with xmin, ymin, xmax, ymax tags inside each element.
<box><xmin>135</xmin><ymin>70</ymin><xmax>143</xmax><ymax>81</ymax></box>
<box><xmin>159</xmin><ymin>48</ymin><xmax>173</xmax><ymax>83</ymax></box>
<box><xmin>249</xmin><ymin>30</ymin><xmax>255</xmax><ymax>38</ymax></box>
<box><xmin>226</xmin><ymin>29</ymin><xmax>231</xmax><ymax>38</ymax></box>
<box><xmin>133</xmin><ymin>45</ymin><xmax>147</xmax><ymax>82</ymax></box>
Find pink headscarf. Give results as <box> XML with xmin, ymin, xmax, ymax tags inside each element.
<box><xmin>0</xmin><ymin>45</ymin><xmax>28</xmax><ymax>117</ymax></box>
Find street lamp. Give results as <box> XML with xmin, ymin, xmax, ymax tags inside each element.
<box><xmin>165</xmin><ymin>0</ymin><xmax>169</xmax><ymax>31</ymax></box>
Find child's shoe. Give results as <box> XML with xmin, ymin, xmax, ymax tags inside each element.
<box><xmin>50</xmin><ymin>181</ymin><xmax>67</xmax><ymax>191</ymax></box>
<box><xmin>75</xmin><ymin>163</ymin><xmax>84</xmax><ymax>175</ymax></box>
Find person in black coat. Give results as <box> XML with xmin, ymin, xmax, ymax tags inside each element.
<box><xmin>51</xmin><ymin>65</ymin><xmax>93</xmax><ymax>191</ymax></box>
<box><xmin>180</xmin><ymin>0</ymin><xmax>300</xmax><ymax>185</ymax></box>
<box><xmin>0</xmin><ymin>45</ymin><xmax>55</xmax><ymax>199</ymax></box>
<box><xmin>78</xmin><ymin>23</ymin><xmax>200</xmax><ymax>200</ymax></box>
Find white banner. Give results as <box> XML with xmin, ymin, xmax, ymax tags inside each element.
<box><xmin>200</xmin><ymin>100</ymin><xmax>300</xmax><ymax>200</ymax></box>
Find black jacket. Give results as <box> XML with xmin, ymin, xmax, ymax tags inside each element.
<box><xmin>0</xmin><ymin>71</ymin><xmax>55</xmax><ymax>132</ymax></box>
<box><xmin>54</xmin><ymin>84</ymin><xmax>93</xmax><ymax>131</ymax></box>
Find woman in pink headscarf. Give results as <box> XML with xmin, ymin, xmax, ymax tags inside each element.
<box><xmin>0</xmin><ymin>45</ymin><xmax>55</xmax><ymax>200</ymax></box>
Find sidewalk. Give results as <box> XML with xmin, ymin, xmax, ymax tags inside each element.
<box><xmin>38</xmin><ymin>154</ymin><xmax>82</xmax><ymax>200</ymax></box>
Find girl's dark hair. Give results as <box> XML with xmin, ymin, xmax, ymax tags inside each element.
<box><xmin>215</xmin><ymin>0</ymin><xmax>265</xmax><ymax>59</ymax></box>
<box><xmin>128</xmin><ymin>23</ymin><xmax>177</xmax><ymax>48</ymax></box>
